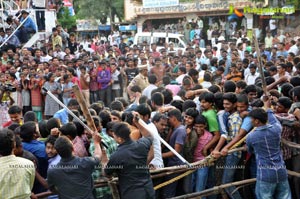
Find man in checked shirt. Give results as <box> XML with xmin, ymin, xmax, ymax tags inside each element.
<box><xmin>246</xmin><ymin>97</ymin><xmax>291</xmax><ymax>199</ymax></box>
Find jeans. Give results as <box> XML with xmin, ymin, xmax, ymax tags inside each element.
<box><xmin>255</xmin><ymin>179</ymin><xmax>291</xmax><ymax>199</ymax></box>
<box><xmin>183</xmin><ymin>173</ymin><xmax>193</xmax><ymax>194</ymax></box>
<box><xmin>112</xmin><ymin>89</ymin><xmax>121</xmax><ymax>100</ymax></box>
<box><xmin>90</xmin><ymin>91</ymin><xmax>98</xmax><ymax>104</ymax></box>
<box><xmin>99</xmin><ymin>86</ymin><xmax>112</xmax><ymax>107</ymax></box>
<box><xmin>162</xmin><ymin>173</ymin><xmax>179</xmax><ymax>198</ymax></box>
<box><xmin>221</xmin><ymin>153</ymin><xmax>242</xmax><ymax>199</ymax></box>
<box><xmin>16</xmin><ymin>27</ymin><xmax>36</xmax><ymax>43</ymax></box>
<box><xmin>193</xmin><ymin>167</ymin><xmax>209</xmax><ymax>194</ymax></box>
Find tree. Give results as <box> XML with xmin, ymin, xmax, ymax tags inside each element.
<box><xmin>73</xmin><ymin>0</ymin><xmax>124</xmax><ymax>22</ymax></box>
<box><xmin>57</xmin><ymin>7</ymin><xmax>77</xmax><ymax>30</ymax></box>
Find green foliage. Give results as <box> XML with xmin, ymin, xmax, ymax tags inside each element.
<box><xmin>57</xmin><ymin>7</ymin><xmax>76</xmax><ymax>29</ymax></box>
<box><xmin>73</xmin><ymin>0</ymin><xmax>124</xmax><ymax>21</ymax></box>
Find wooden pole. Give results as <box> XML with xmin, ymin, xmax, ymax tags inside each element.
<box><xmin>72</xmin><ymin>85</ymin><xmax>98</xmax><ymax>135</ymax></box>
<box><xmin>253</xmin><ymin>33</ymin><xmax>267</xmax><ymax>95</ymax></box>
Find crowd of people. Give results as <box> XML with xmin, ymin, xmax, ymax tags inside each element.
<box><xmin>0</xmin><ymin>14</ymin><xmax>300</xmax><ymax>199</ymax></box>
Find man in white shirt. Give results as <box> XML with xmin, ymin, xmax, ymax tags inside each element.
<box><xmin>269</xmin><ymin>19</ymin><xmax>277</xmax><ymax>37</ymax></box>
<box><xmin>245</xmin><ymin>64</ymin><xmax>259</xmax><ymax>85</ymax></box>
<box><xmin>142</xmin><ymin>74</ymin><xmax>158</xmax><ymax>99</ymax></box>
<box><xmin>288</xmin><ymin>39</ymin><xmax>299</xmax><ymax>56</ymax></box>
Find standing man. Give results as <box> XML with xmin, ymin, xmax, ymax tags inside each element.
<box><xmin>104</xmin><ymin>120</ymin><xmax>155</xmax><ymax>199</ymax></box>
<box><xmin>127</xmin><ymin>64</ymin><xmax>149</xmax><ymax>100</ymax></box>
<box><xmin>32</xmin><ymin>0</ymin><xmax>48</xmax><ymax>31</ymax></box>
<box><xmin>162</xmin><ymin>109</ymin><xmax>187</xmax><ymax>198</ymax></box>
<box><xmin>0</xmin><ymin>128</ymin><xmax>35</xmax><ymax>199</ymax></box>
<box><xmin>246</xmin><ymin>99</ymin><xmax>291</xmax><ymax>199</ymax></box>
<box><xmin>47</xmin><ymin>134</ymin><xmax>103</xmax><ymax>199</ymax></box>
<box><xmin>79</xmin><ymin>66</ymin><xmax>90</xmax><ymax>106</ymax></box>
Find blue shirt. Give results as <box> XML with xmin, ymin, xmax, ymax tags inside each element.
<box><xmin>22</xmin><ymin>140</ymin><xmax>47</xmax><ymax>159</ymax></box>
<box><xmin>21</xmin><ymin>17</ymin><xmax>37</xmax><ymax>32</ymax></box>
<box><xmin>53</xmin><ymin>109</ymin><xmax>68</xmax><ymax>125</ymax></box>
<box><xmin>167</xmin><ymin>125</ymin><xmax>187</xmax><ymax>166</ymax></box>
<box><xmin>246</xmin><ymin>109</ymin><xmax>287</xmax><ymax>183</ymax></box>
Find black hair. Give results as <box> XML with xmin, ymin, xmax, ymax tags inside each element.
<box><xmin>73</xmin><ymin>121</ymin><xmax>85</xmax><ymax>136</ymax></box>
<box><xmin>39</xmin><ymin>120</ymin><xmax>49</xmax><ymax>138</ymax></box>
<box><xmin>236</xmin><ymin>80</ymin><xmax>247</xmax><ymax>89</ymax></box>
<box><xmin>151</xmin><ymin>92</ymin><xmax>164</xmax><ymax>106</ymax></box>
<box><xmin>290</xmin><ymin>76</ymin><xmax>300</xmax><ymax>87</ymax></box>
<box><xmin>194</xmin><ymin>115</ymin><xmax>207</xmax><ymax>125</ymax></box>
<box><xmin>0</xmin><ymin>129</ymin><xmax>15</xmax><ymax>156</ymax></box>
<box><xmin>23</xmin><ymin>111</ymin><xmax>37</xmax><ymax>123</ymax></box>
<box><xmin>46</xmin><ymin>118</ymin><xmax>61</xmax><ymax>133</ymax></box>
<box><xmin>199</xmin><ymin>92</ymin><xmax>215</xmax><ymax>103</ymax></box>
<box><xmin>54</xmin><ymin>136</ymin><xmax>73</xmax><ymax>158</ymax></box>
<box><xmin>223</xmin><ymin>93</ymin><xmax>237</xmax><ymax>104</ymax></box>
<box><xmin>224</xmin><ymin>80</ymin><xmax>236</xmax><ymax>93</ymax></box>
<box><xmin>182</xmin><ymin>100</ymin><xmax>196</xmax><ymax>112</ymax></box>
<box><xmin>112</xmin><ymin>122</ymin><xmax>131</xmax><ymax>141</ymax></box>
<box><xmin>151</xmin><ymin>113</ymin><xmax>168</xmax><ymax>123</ymax></box>
<box><xmin>136</xmin><ymin>103</ymin><xmax>152</xmax><ymax>117</ymax></box>
<box><xmin>162</xmin><ymin>89</ymin><xmax>173</xmax><ymax>105</ymax></box>
<box><xmin>148</xmin><ymin>74</ymin><xmax>157</xmax><ymax>84</ymax></box>
<box><xmin>162</xmin><ymin>75</ymin><xmax>171</xmax><ymax>85</ymax></box>
<box><xmin>20</xmin><ymin>121</ymin><xmax>36</xmax><ymax>142</ymax></box>
<box><xmin>203</xmin><ymin>72</ymin><xmax>212</xmax><ymax>82</ymax></box>
<box><xmin>214</xmin><ymin>92</ymin><xmax>224</xmax><ymax>110</ymax></box>
<box><xmin>131</xmin><ymin>85</ymin><xmax>142</xmax><ymax>93</ymax></box>
<box><xmin>278</xmin><ymin>97</ymin><xmax>293</xmax><ymax>109</ymax></box>
<box><xmin>251</xmin><ymin>99</ymin><xmax>264</xmax><ymax>108</ymax></box>
<box><xmin>99</xmin><ymin>110</ymin><xmax>112</xmax><ymax>129</ymax></box>
<box><xmin>281</xmin><ymin>83</ymin><xmax>294</xmax><ymax>97</ymax></box>
<box><xmin>188</xmin><ymin>68</ymin><xmax>198</xmax><ymax>77</ymax></box>
<box><xmin>67</xmin><ymin>99</ymin><xmax>79</xmax><ymax>107</ymax></box>
<box><xmin>59</xmin><ymin>123</ymin><xmax>77</xmax><ymax>139</ymax></box>
<box><xmin>8</xmin><ymin>105</ymin><xmax>22</xmax><ymax>114</ymax></box>
<box><xmin>110</xmin><ymin>100</ymin><xmax>124</xmax><ymax>112</ymax></box>
<box><xmin>90</xmin><ymin>103</ymin><xmax>104</xmax><ymax>115</ymax></box>
<box><xmin>45</xmin><ymin>135</ymin><xmax>58</xmax><ymax>146</ymax></box>
<box><xmin>185</xmin><ymin>108</ymin><xmax>199</xmax><ymax>119</ymax></box>
<box><xmin>7</xmin><ymin>123</ymin><xmax>20</xmax><ymax>132</ymax></box>
<box><xmin>237</xmin><ymin>94</ymin><xmax>249</xmax><ymax>105</ymax></box>
<box><xmin>248</xmin><ymin>108</ymin><xmax>268</xmax><ymax>124</ymax></box>
<box><xmin>208</xmin><ymin>85</ymin><xmax>221</xmax><ymax>93</ymax></box>
<box><xmin>168</xmin><ymin>109</ymin><xmax>182</xmax><ymax>121</ymax></box>
<box><xmin>170</xmin><ymin>100</ymin><xmax>183</xmax><ymax>112</ymax></box>
<box><xmin>265</xmin><ymin>76</ymin><xmax>275</xmax><ymax>85</ymax></box>
<box><xmin>244</xmin><ymin>85</ymin><xmax>257</xmax><ymax>94</ymax></box>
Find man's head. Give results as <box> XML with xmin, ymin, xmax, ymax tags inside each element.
<box><xmin>152</xmin><ymin>113</ymin><xmax>168</xmax><ymax>133</ymax></box>
<box><xmin>0</xmin><ymin>128</ymin><xmax>15</xmax><ymax>156</ymax></box>
<box><xmin>45</xmin><ymin>136</ymin><xmax>58</xmax><ymax>158</ymax></box>
<box><xmin>244</xmin><ymin>85</ymin><xmax>257</xmax><ymax>102</ymax></box>
<box><xmin>111</xmin><ymin>122</ymin><xmax>131</xmax><ymax>144</ymax></box>
<box><xmin>248</xmin><ymin>108</ymin><xmax>268</xmax><ymax>127</ymax></box>
<box><xmin>54</xmin><ymin>136</ymin><xmax>73</xmax><ymax>159</ymax></box>
<box><xmin>276</xmin><ymin>97</ymin><xmax>293</xmax><ymax>114</ymax></box>
<box><xmin>236</xmin><ymin>94</ymin><xmax>249</xmax><ymax>113</ymax></box>
<box><xmin>20</xmin><ymin>121</ymin><xmax>38</xmax><ymax>142</ymax></box>
<box><xmin>194</xmin><ymin>115</ymin><xmax>207</xmax><ymax>136</ymax></box>
<box><xmin>136</xmin><ymin>103</ymin><xmax>152</xmax><ymax>122</ymax></box>
<box><xmin>167</xmin><ymin>109</ymin><xmax>182</xmax><ymax>128</ymax></box>
<box><xmin>199</xmin><ymin>92</ymin><xmax>215</xmax><ymax>111</ymax></box>
<box><xmin>223</xmin><ymin>93</ymin><xmax>237</xmax><ymax>113</ymax></box>
<box><xmin>59</xmin><ymin>123</ymin><xmax>77</xmax><ymax>140</ymax></box>
<box><xmin>8</xmin><ymin>105</ymin><xmax>22</xmax><ymax>124</ymax></box>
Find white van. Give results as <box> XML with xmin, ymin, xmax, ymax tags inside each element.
<box><xmin>133</xmin><ymin>32</ymin><xmax>188</xmax><ymax>53</ymax></box>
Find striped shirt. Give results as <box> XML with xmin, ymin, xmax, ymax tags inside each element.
<box><xmin>0</xmin><ymin>155</ymin><xmax>35</xmax><ymax>199</ymax></box>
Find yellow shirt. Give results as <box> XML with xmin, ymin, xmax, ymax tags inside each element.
<box><xmin>0</xmin><ymin>155</ymin><xmax>35</xmax><ymax>199</ymax></box>
<box><xmin>52</xmin><ymin>35</ymin><xmax>63</xmax><ymax>50</ymax></box>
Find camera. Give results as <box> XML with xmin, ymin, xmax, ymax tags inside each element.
<box><xmin>0</xmin><ymin>84</ymin><xmax>17</xmax><ymax>92</ymax></box>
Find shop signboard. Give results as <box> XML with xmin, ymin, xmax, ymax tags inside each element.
<box><xmin>143</xmin><ymin>0</ymin><xmax>179</xmax><ymax>8</ymax></box>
